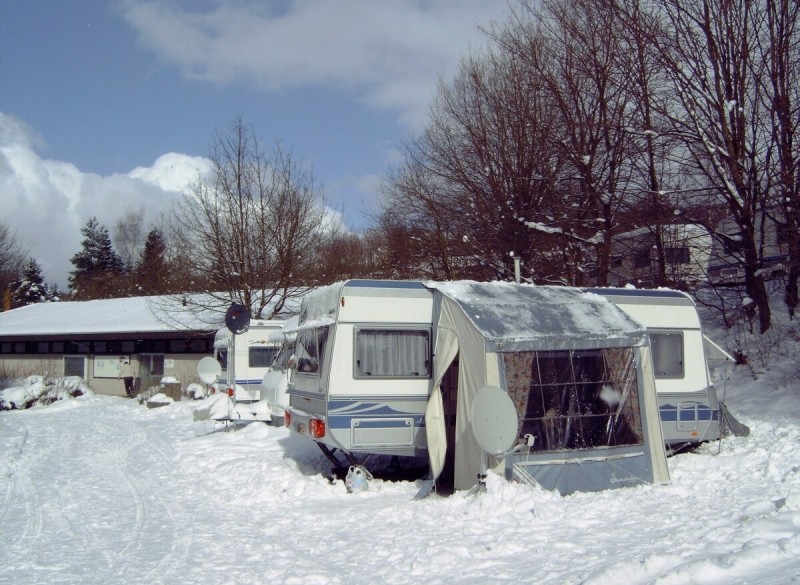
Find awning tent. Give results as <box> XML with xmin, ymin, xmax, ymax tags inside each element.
<box><xmin>425</xmin><ymin>281</ymin><xmax>669</xmax><ymax>495</ymax></box>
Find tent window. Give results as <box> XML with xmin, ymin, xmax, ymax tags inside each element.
<box><xmin>295</xmin><ymin>326</ymin><xmax>330</xmax><ymax>376</ymax></box>
<box><xmin>504</xmin><ymin>348</ymin><xmax>643</xmax><ymax>453</ymax></box>
<box><xmin>650</xmin><ymin>332</ymin><xmax>684</xmax><ymax>378</ymax></box>
<box><xmin>355</xmin><ymin>328</ymin><xmax>430</xmax><ymax>378</ymax></box>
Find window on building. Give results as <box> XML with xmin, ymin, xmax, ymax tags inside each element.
<box><xmin>664</xmin><ymin>246</ymin><xmax>690</xmax><ymax>265</ymax></box>
<box><xmin>633</xmin><ymin>249</ymin><xmax>651</xmax><ymax>268</ymax></box>
<box><xmin>65</xmin><ymin>341</ymin><xmax>90</xmax><ymax>354</ymax></box>
<box><xmin>64</xmin><ymin>356</ymin><xmax>86</xmax><ymax>378</ymax></box>
<box><xmin>186</xmin><ymin>338</ymin><xmax>209</xmax><ymax>353</ymax></box>
<box><xmin>355</xmin><ymin>328</ymin><xmax>431</xmax><ymax>378</ymax></box>
<box><xmin>139</xmin><ymin>354</ymin><xmax>165</xmax><ymax>388</ymax></box>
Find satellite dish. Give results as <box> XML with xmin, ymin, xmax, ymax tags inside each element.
<box><xmin>471</xmin><ymin>385</ymin><xmax>518</xmax><ymax>456</ymax></box>
<box><xmin>225</xmin><ymin>303</ymin><xmax>250</xmax><ymax>334</ymax></box>
<box><xmin>197</xmin><ymin>356</ymin><xmax>222</xmax><ymax>384</ymax></box>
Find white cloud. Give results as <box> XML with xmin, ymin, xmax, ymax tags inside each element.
<box><xmin>0</xmin><ymin>113</ymin><xmax>206</xmax><ymax>290</ymax></box>
<box><xmin>119</xmin><ymin>0</ymin><xmax>506</xmax><ymax>129</ymax></box>
<box><xmin>129</xmin><ymin>152</ymin><xmax>211</xmax><ymax>192</ymax></box>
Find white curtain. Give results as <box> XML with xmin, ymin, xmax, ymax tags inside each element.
<box><xmin>357</xmin><ymin>330</ymin><xmax>429</xmax><ymax>376</ymax></box>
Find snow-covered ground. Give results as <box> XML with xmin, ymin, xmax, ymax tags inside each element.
<box><xmin>1</xmin><ymin>346</ymin><xmax>799</xmax><ymax>583</ymax></box>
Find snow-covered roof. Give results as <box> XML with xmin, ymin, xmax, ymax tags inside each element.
<box><xmin>430</xmin><ymin>281</ymin><xmax>647</xmax><ymax>352</ymax></box>
<box><xmin>0</xmin><ymin>295</ymin><xmax>225</xmax><ymax>337</ymax></box>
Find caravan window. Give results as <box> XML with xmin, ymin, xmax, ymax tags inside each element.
<box><xmin>650</xmin><ymin>332</ymin><xmax>684</xmax><ymax>378</ymax></box>
<box><xmin>354</xmin><ymin>328</ymin><xmax>431</xmax><ymax>378</ymax></box>
<box><xmin>271</xmin><ymin>341</ymin><xmax>296</xmax><ymax>369</ymax></box>
<box><xmin>249</xmin><ymin>346</ymin><xmax>279</xmax><ymax>368</ymax></box>
<box><xmin>295</xmin><ymin>326</ymin><xmax>329</xmax><ymax>375</ymax></box>
<box><xmin>504</xmin><ymin>347</ymin><xmax>643</xmax><ymax>453</ymax></box>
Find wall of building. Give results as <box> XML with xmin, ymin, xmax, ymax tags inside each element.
<box><xmin>0</xmin><ymin>352</ymin><xmax>211</xmax><ymax>398</ymax></box>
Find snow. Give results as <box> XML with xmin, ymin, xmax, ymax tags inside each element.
<box><xmin>2</xmin><ymin>302</ymin><xmax>800</xmax><ymax>584</ymax></box>
<box><xmin>431</xmin><ymin>281</ymin><xmax>645</xmax><ymax>350</ymax></box>
<box><xmin>0</xmin><ymin>294</ymin><xmax>224</xmax><ymax>335</ymax></box>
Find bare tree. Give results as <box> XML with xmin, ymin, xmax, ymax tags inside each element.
<box><xmin>113</xmin><ymin>207</ymin><xmax>146</xmax><ymax>272</ymax></box>
<box><xmin>0</xmin><ymin>221</ymin><xmax>28</xmax><ymax>309</ymax></box>
<box><xmin>498</xmin><ymin>0</ymin><xmax>652</xmax><ymax>285</ymax></box>
<box><xmin>170</xmin><ymin>116</ymin><xmax>331</xmax><ymax>319</ymax></box>
<box><xmin>383</xmin><ymin>45</ymin><xmax>568</xmax><ymax>283</ymax></box>
<box><xmin>631</xmin><ymin>0</ymin><xmax>793</xmax><ymax>333</ymax></box>
<box><xmin>380</xmin><ymin>154</ymin><xmax>465</xmax><ymax>280</ymax></box>
<box><xmin>760</xmin><ymin>0</ymin><xmax>800</xmax><ymax>317</ymax></box>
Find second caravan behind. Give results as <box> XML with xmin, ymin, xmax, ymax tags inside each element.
<box><xmin>588</xmin><ymin>288</ymin><xmax>735</xmax><ymax>449</ymax></box>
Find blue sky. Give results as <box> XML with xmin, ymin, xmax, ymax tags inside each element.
<box><xmin>0</xmin><ymin>0</ymin><xmax>509</xmax><ymax>288</ymax></box>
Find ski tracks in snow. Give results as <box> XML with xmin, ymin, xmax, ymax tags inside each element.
<box><xmin>0</xmin><ymin>399</ymin><xmax>195</xmax><ymax>584</ymax></box>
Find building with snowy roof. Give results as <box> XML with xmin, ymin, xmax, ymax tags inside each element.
<box><xmin>0</xmin><ymin>295</ymin><xmax>225</xmax><ymax>396</ymax></box>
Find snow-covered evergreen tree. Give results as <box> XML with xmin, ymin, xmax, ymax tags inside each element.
<box><xmin>10</xmin><ymin>258</ymin><xmax>49</xmax><ymax>307</ymax></box>
<box><xmin>68</xmin><ymin>217</ymin><xmax>126</xmax><ymax>299</ymax></box>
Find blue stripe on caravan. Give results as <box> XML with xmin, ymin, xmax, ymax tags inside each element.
<box><xmin>327</xmin><ymin>400</ymin><xmax>425</xmax><ymax>429</ymax></box>
<box><xmin>660</xmin><ymin>404</ymin><xmax>719</xmax><ymax>422</ymax></box>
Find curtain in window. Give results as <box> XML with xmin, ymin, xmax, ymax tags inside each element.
<box><xmin>356</xmin><ymin>330</ymin><xmax>429</xmax><ymax>377</ymax></box>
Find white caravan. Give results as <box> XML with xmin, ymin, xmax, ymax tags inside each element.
<box><xmin>259</xmin><ymin>316</ymin><xmax>298</xmax><ymax>425</ymax></box>
<box><xmin>588</xmin><ymin>288</ymin><xmax>736</xmax><ymax>449</ymax></box>
<box><xmin>285</xmin><ymin>280</ymin><xmax>670</xmax><ymax>495</ymax></box>
<box><xmin>213</xmin><ymin>320</ymin><xmax>285</xmax><ymax>405</ymax></box>
<box><xmin>285</xmin><ymin>280</ymin><xmax>434</xmax><ymax>461</ymax></box>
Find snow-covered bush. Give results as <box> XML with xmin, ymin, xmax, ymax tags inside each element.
<box><xmin>0</xmin><ymin>376</ymin><xmax>92</xmax><ymax>410</ymax></box>
<box><xmin>184</xmin><ymin>382</ymin><xmax>207</xmax><ymax>400</ymax></box>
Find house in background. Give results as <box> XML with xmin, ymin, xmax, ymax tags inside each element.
<box><xmin>707</xmin><ymin>210</ymin><xmax>789</xmax><ymax>285</ymax></box>
<box><xmin>609</xmin><ymin>223</ymin><xmax>713</xmax><ymax>289</ymax></box>
<box><xmin>0</xmin><ymin>295</ymin><xmax>222</xmax><ymax>396</ymax></box>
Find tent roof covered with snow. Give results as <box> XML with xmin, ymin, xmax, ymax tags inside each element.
<box><xmin>425</xmin><ymin>281</ymin><xmax>669</xmax><ymax>495</ymax></box>
<box><xmin>431</xmin><ymin>281</ymin><xmax>646</xmax><ymax>352</ymax></box>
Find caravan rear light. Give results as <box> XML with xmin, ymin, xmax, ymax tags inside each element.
<box><xmin>284</xmin><ymin>410</ymin><xmax>292</xmax><ymax>427</ymax></box>
<box><xmin>310</xmin><ymin>418</ymin><xmax>326</xmax><ymax>438</ymax></box>
<box><xmin>227</xmin><ymin>387</ymin><xmax>235</xmax><ymax>397</ymax></box>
